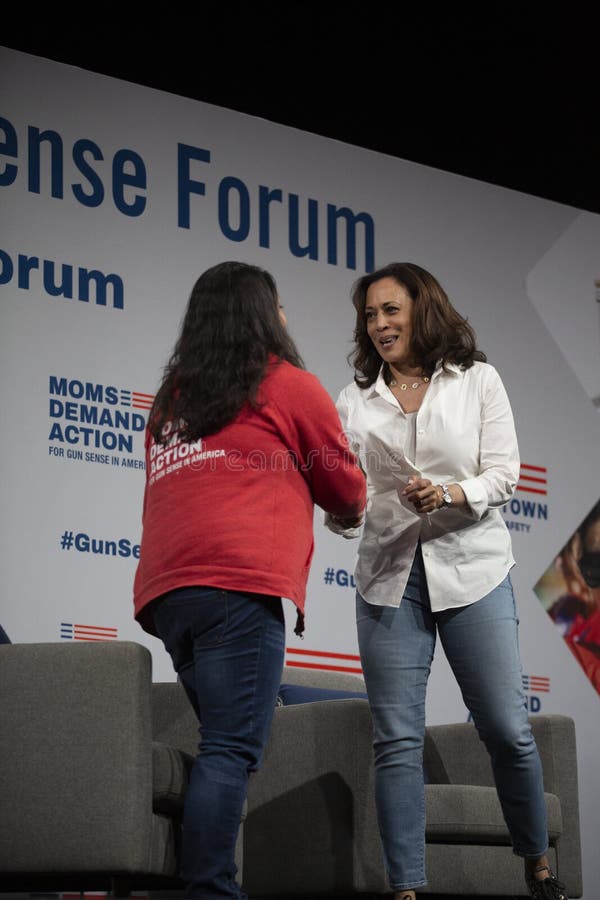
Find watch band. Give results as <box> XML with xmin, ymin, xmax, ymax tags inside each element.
<box><xmin>440</xmin><ymin>484</ymin><xmax>452</xmax><ymax>508</ymax></box>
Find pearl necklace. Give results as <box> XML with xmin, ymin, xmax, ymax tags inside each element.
<box><xmin>389</xmin><ymin>375</ymin><xmax>430</xmax><ymax>392</ymax></box>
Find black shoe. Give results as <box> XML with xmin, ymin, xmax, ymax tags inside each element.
<box><xmin>525</xmin><ymin>865</ymin><xmax>569</xmax><ymax>900</ymax></box>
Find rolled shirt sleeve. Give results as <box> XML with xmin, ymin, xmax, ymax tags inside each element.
<box><xmin>458</xmin><ymin>365</ymin><xmax>520</xmax><ymax>520</ymax></box>
<box><xmin>323</xmin><ymin>387</ymin><xmax>366</xmax><ymax>538</ymax></box>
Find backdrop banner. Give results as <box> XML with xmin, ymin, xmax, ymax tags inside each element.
<box><xmin>1</xmin><ymin>46</ymin><xmax>598</xmax><ymax>897</ymax></box>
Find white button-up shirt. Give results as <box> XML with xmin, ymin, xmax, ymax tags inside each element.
<box><xmin>333</xmin><ymin>361</ymin><xmax>519</xmax><ymax>611</ymax></box>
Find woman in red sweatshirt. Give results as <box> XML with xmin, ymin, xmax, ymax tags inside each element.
<box><xmin>133</xmin><ymin>260</ymin><xmax>365</xmax><ymax>899</ymax></box>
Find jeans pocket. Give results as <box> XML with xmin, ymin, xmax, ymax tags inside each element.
<box><xmin>189</xmin><ymin>590</ymin><xmax>230</xmax><ymax>646</ymax></box>
<box><xmin>154</xmin><ymin>587</ymin><xmax>229</xmax><ymax>655</ymax></box>
<box><xmin>356</xmin><ymin>591</ymin><xmax>384</xmax><ymax>625</ymax></box>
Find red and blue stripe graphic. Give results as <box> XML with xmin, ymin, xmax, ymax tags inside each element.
<box><xmin>119</xmin><ymin>389</ymin><xmax>154</xmax><ymax>410</ymax></box>
<box><xmin>60</xmin><ymin>623</ymin><xmax>119</xmax><ymax>641</ymax></box>
<box><xmin>522</xmin><ymin>674</ymin><xmax>550</xmax><ymax>693</ymax></box>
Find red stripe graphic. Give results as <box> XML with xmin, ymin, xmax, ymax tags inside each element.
<box><xmin>286</xmin><ymin>660</ymin><xmax>364</xmax><ymax>675</ymax></box>
<box><xmin>63</xmin><ymin>895</ymin><xmax>118</xmax><ymax>899</ymax></box>
<box><xmin>287</xmin><ymin>647</ymin><xmax>361</xmax><ymax>661</ymax></box>
<box><xmin>73</xmin><ymin>624</ymin><xmax>118</xmax><ymax>641</ymax></box>
<box><xmin>61</xmin><ymin>891</ymin><xmax>116</xmax><ymax>900</ymax></box>
<box><xmin>63</xmin><ymin>895</ymin><xmax>134</xmax><ymax>899</ymax></box>
<box><xmin>285</xmin><ymin>646</ymin><xmax>363</xmax><ymax>675</ymax></box>
<box><xmin>132</xmin><ymin>403</ymin><xmax>153</xmax><ymax>409</ymax></box>
<box><xmin>132</xmin><ymin>391</ymin><xmax>154</xmax><ymax>410</ymax></box>
<box><xmin>516</xmin><ymin>464</ymin><xmax>547</xmax><ymax>496</ymax></box>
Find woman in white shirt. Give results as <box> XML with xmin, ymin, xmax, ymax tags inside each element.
<box><xmin>331</xmin><ymin>263</ymin><xmax>568</xmax><ymax>900</ymax></box>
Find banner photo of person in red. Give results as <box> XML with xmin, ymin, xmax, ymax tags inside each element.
<box><xmin>535</xmin><ymin>500</ymin><xmax>600</xmax><ymax>694</ymax></box>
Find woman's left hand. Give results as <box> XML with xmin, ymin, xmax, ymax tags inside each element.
<box><xmin>402</xmin><ymin>477</ymin><xmax>441</xmax><ymax>513</ymax></box>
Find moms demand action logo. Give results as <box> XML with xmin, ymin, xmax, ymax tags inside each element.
<box><xmin>48</xmin><ymin>375</ymin><xmax>152</xmax><ymax>468</ymax></box>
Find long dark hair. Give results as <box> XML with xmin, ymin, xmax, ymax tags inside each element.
<box><xmin>349</xmin><ymin>262</ymin><xmax>486</xmax><ymax>388</ymax></box>
<box><xmin>150</xmin><ymin>261</ymin><xmax>304</xmax><ymax>443</ymax></box>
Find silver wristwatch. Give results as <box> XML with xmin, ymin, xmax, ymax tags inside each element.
<box><xmin>439</xmin><ymin>484</ymin><xmax>452</xmax><ymax>508</ymax></box>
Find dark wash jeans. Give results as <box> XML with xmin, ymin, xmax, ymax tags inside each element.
<box><xmin>154</xmin><ymin>586</ymin><xmax>285</xmax><ymax>899</ymax></box>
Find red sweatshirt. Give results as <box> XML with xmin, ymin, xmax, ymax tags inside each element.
<box><xmin>133</xmin><ymin>359</ymin><xmax>366</xmax><ymax>633</ymax></box>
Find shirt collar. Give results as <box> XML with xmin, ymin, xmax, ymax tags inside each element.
<box><xmin>368</xmin><ymin>366</ymin><xmax>391</xmax><ymax>400</ymax></box>
<box><xmin>432</xmin><ymin>360</ymin><xmax>462</xmax><ymax>379</ymax></box>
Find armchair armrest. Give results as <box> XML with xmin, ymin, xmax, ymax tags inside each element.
<box><xmin>423</xmin><ymin>715</ymin><xmax>582</xmax><ymax>896</ymax></box>
<box><xmin>530</xmin><ymin>715</ymin><xmax>582</xmax><ymax>896</ymax></box>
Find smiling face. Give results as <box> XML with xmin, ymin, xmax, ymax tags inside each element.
<box><xmin>365</xmin><ymin>277</ymin><xmax>415</xmax><ymax>370</ymax></box>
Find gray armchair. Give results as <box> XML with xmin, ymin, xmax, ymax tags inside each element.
<box><xmin>0</xmin><ymin>641</ymin><xmax>177</xmax><ymax>896</ymax></box>
<box><xmin>151</xmin><ymin>663</ymin><xmax>582</xmax><ymax>897</ymax></box>
<box><xmin>240</xmin><ymin>668</ymin><xmax>583</xmax><ymax>897</ymax></box>
<box><xmin>0</xmin><ymin>642</ymin><xmax>582</xmax><ymax>898</ymax></box>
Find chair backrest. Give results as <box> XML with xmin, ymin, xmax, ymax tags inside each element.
<box><xmin>280</xmin><ymin>664</ymin><xmax>366</xmax><ymax>693</ymax></box>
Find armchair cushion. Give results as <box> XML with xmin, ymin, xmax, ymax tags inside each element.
<box><xmin>425</xmin><ymin>784</ymin><xmax>562</xmax><ymax>842</ymax></box>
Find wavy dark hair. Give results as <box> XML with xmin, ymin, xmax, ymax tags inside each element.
<box><xmin>349</xmin><ymin>262</ymin><xmax>486</xmax><ymax>388</ymax></box>
<box><xmin>150</xmin><ymin>261</ymin><xmax>304</xmax><ymax>443</ymax></box>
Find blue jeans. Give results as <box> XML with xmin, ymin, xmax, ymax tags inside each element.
<box><xmin>153</xmin><ymin>587</ymin><xmax>285</xmax><ymax>899</ymax></box>
<box><xmin>356</xmin><ymin>548</ymin><xmax>548</xmax><ymax>891</ymax></box>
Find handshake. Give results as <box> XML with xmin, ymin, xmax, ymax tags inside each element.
<box><xmin>325</xmin><ymin>510</ymin><xmax>365</xmax><ymax>539</ymax></box>
<box><xmin>329</xmin><ymin>512</ymin><xmax>364</xmax><ymax>530</ymax></box>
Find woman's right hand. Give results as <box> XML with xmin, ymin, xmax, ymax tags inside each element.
<box><xmin>402</xmin><ymin>477</ymin><xmax>440</xmax><ymax>513</ymax></box>
<box><xmin>402</xmin><ymin>477</ymin><xmax>467</xmax><ymax>513</ymax></box>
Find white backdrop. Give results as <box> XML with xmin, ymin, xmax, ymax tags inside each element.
<box><xmin>1</xmin><ymin>46</ymin><xmax>598</xmax><ymax>896</ymax></box>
